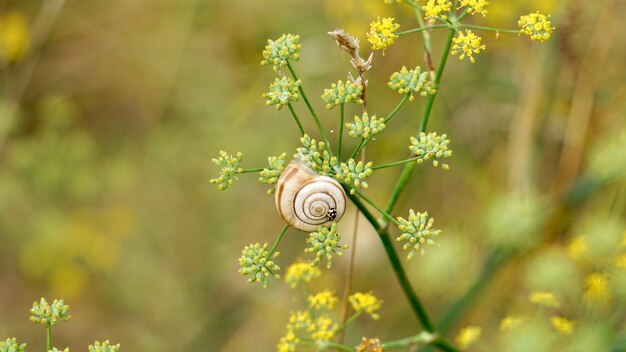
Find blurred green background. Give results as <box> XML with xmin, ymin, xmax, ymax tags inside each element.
<box><xmin>0</xmin><ymin>0</ymin><xmax>625</xmax><ymax>351</ymax></box>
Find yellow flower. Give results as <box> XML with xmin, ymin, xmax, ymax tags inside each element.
<box><xmin>308</xmin><ymin>289</ymin><xmax>338</xmax><ymax>310</ymax></box>
<box><xmin>518</xmin><ymin>12</ymin><xmax>554</xmax><ymax>41</ymax></box>
<box><xmin>459</xmin><ymin>0</ymin><xmax>489</xmax><ymax>16</ymax></box>
<box><xmin>0</xmin><ymin>11</ymin><xmax>30</xmax><ymax>62</ymax></box>
<box><xmin>288</xmin><ymin>310</ymin><xmax>312</xmax><ymax>330</ymax></box>
<box><xmin>584</xmin><ymin>272</ymin><xmax>609</xmax><ymax>303</ymax></box>
<box><xmin>284</xmin><ymin>261</ymin><xmax>321</xmax><ymax>288</ymax></box>
<box><xmin>451</xmin><ymin>30</ymin><xmax>486</xmax><ymax>63</ymax></box>
<box><xmin>455</xmin><ymin>325</ymin><xmax>481</xmax><ymax>349</ymax></box>
<box><xmin>567</xmin><ymin>236</ymin><xmax>587</xmax><ymax>260</ymax></box>
<box><xmin>529</xmin><ymin>290</ymin><xmax>560</xmax><ymax>308</ymax></box>
<box><xmin>550</xmin><ymin>316</ymin><xmax>574</xmax><ymax>335</ymax></box>
<box><xmin>308</xmin><ymin>315</ymin><xmax>338</xmax><ymax>341</ymax></box>
<box><xmin>499</xmin><ymin>315</ymin><xmax>523</xmax><ymax>331</ymax></box>
<box><xmin>419</xmin><ymin>0</ymin><xmax>453</xmax><ymax>22</ymax></box>
<box><xmin>367</xmin><ymin>17</ymin><xmax>399</xmax><ymax>54</ymax></box>
<box><xmin>615</xmin><ymin>254</ymin><xmax>626</xmax><ymax>269</ymax></box>
<box><xmin>349</xmin><ymin>292</ymin><xmax>383</xmax><ymax>320</ymax></box>
<box><xmin>355</xmin><ymin>337</ymin><xmax>383</xmax><ymax>352</ymax></box>
<box><xmin>276</xmin><ymin>328</ymin><xmax>298</xmax><ymax>352</ymax></box>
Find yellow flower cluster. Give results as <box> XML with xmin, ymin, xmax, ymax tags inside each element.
<box><xmin>419</xmin><ymin>0</ymin><xmax>452</xmax><ymax>22</ymax></box>
<box><xmin>459</xmin><ymin>0</ymin><xmax>488</xmax><ymax>16</ymax></box>
<box><xmin>367</xmin><ymin>17</ymin><xmax>399</xmax><ymax>54</ymax></box>
<box><xmin>349</xmin><ymin>292</ymin><xmax>383</xmax><ymax>320</ymax></box>
<box><xmin>451</xmin><ymin>30</ymin><xmax>486</xmax><ymax>63</ymax></box>
<box><xmin>308</xmin><ymin>289</ymin><xmax>338</xmax><ymax>310</ymax></box>
<box><xmin>284</xmin><ymin>261</ymin><xmax>321</xmax><ymax>288</ymax></box>
<box><xmin>309</xmin><ymin>315</ymin><xmax>338</xmax><ymax>341</ymax></box>
<box><xmin>529</xmin><ymin>290</ymin><xmax>561</xmax><ymax>308</ymax></box>
<box><xmin>518</xmin><ymin>12</ymin><xmax>554</xmax><ymax>42</ymax></box>
<box><xmin>355</xmin><ymin>337</ymin><xmax>383</xmax><ymax>352</ymax></box>
<box><xmin>550</xmin><ymin>316</ymin><xmax>574</xmax><ymax>335</ymax></box>
<box><xmin>584</xmin><ymin>272</ymin><xmax>609</xmax><ymax>303</ymax></box>
<box><xmin>455</xmin><ymin>325</ymin><xmax>481</xmax><ymax>349</ymax></box>
<box><xmin>499</xmin><ymin>315</ymin><xmax>523</xmax><ymax>331</ymax></box>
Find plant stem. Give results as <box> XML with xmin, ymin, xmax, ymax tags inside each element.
<box><xmin>286</xmin><ymin>61</ymin><xmax>332</xmax><ymax>153</ymax></box>
<box><xmin>383</xmin><ymin>331</ymin><xmax>436</xmax><ymax>350</ymax></box>
<box><xmin>373</xmin><ymin>157</ymin><xmax>419</xmax><ymax>170</ymax></box>
<box><xmin>459</xmin><ymin>24</ymin><xmax>520</xmax><ymax>34</ymax></box>
<box><xmin>385</xmin><ymin>93</ymin><xmax>411</xmax><ymax>123</ymax></box>
<box><xmin>335</xmin><ymin>311</ymin><xmax>362</xmax><ymax>334</ymax></box>
<box><xmin>287</xmin><ymin>102</ymin><xmax>305</xmax><ymax>135</ymax></box>
<box><xmin>240</xmin><ymin>168</ymin><xmax>264</xmax><ymax>174</ymax></box>
<box><xmin>349</xmin><ymin>139</ymin><xmax>366</xmax><ymax>160</ymax></box>
<box><xmin>398</xmin><ymin>24</ymin><xmax>448</xmax><ymax>36</ymax></box>
<box><xmin>268</xmin><ymin>224</ymin><xmax>289</xmax><ymax>257</ymax></box>
<box><xmin>338</xmin><ymin>103</ymin><xmax>345</xmax><ymax>160</ymax></box>
<box><xmin>46</xmin><ymin>325</ymin><xmax>51</xmax><ymax>352</ymax></box>
<box><xmin>353</xmin><ymin>189</ymin><xmax>399</xmax><ymax>225</ymax></box>
<box><xmin>322</xmin><ymin>342</ymin><xmax>354</xmax><ymax>352</ymax></box>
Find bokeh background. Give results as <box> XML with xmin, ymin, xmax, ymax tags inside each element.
<box><xmin>0</xmin><ymin>0</ymin><xmax>625</xmax><ymax>351</ymax></box>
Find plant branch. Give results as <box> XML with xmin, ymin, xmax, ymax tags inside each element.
<box><xmin>459</xmin><ymin>24</ymin><xmax>520</xmax><ymax>34</ymax></box>
<box><xmin>240</xmin><ymin>168</ymin><xmax>264</xmax><ymax>174</ymax></box>
<box><xmin>268</xmin><ymin>224</ymin><xmax>289</xmax><ymax>257</ymax></box>
<box><xmin>373</xmin><ymin>157</ymin><xmax>420</xmax><ymax>170</ymax></box>
<box><xmin>385</xmin><ymin>93</ymin><xmax>411</xmax><ymax>123</ymax></box>
<box><xmin>352</xmin><ymin>189</ymin><xmax>399</xmax><ymax>225</ymax></box>
<box><xmin>349</xmin><ymin>139</ymin><xmax>366</xmax><ymax>160</ymax></box>
<box><xmin>398</xmin><ymin>24</ymin><xmax>449</xmax><ymax>36</ymax></box>
<box><xmin>286</xmin><ymin>61</ymin><xmax>332</xmax><ymax>153</ymax></box>
<box><xmin>338</xmin><ymin>103</ymin><xmax>345</xmax><ymax>160</ymax></box>
<box><xmin>287</xmin><ymin>103</ymin><xmax>305</xmax><ymax>135</ymax></box>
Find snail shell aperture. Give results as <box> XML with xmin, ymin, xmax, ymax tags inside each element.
<box><xmin>275</xmin><ymin>160</ymin><xmax>347</xmax><ymax>232</ymax></box>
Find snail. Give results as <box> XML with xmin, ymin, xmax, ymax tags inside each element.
<box><xmin>275</xmin><ymin>160</ymin><xmax>347</xmax><ymax>232</ymax></box>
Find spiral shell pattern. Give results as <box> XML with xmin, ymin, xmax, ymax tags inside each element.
<box><xmin>275</xmin><ymin>160</ymin><xmax>346</xmax><ymax>232</ymax></box>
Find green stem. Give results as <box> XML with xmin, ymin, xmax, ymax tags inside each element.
<box><xmin>343</xmin><ymin>188</ymin><xmax>435</xmax><ymax>333</ymax></box>
<box><xmin>459</xmin><ymin>24</ymin><xmax>520</xmax><ymax>34</ymax></box>
<box><xmin>286</xmin><ymin>61</ymin><xmax>332</xmax><ymax>153</ymax></box>
<box><xmin>383</xmin><ymin>331</ymin><xmax>436</xmax><ymax>350</ymax></box>
<box><xmin>353</xmin><ymin>189</ymin><xmax>399</xmax><ymax>225</ymax></box>
<box><xmin>338</xmin><ymin>103</ymin><xmax>345</xmax><ymax>160</ymax></box>
<box><xmin>321</xmin><ymin>342</ymin><xmax>354</xmax><ymax>352</ymax></box>
<box><xmin>239</xmin><ymin>168</ymin><xmax>264</xmax><ymax>174</ymax></box>
<box><xmin>268</xmin><ymin>224</ymin><xmax>289</xmax><ymax>257</ymax></box>
<box><xmin>335</xmin><ymin>311</ymin><xmax>362</xmax><ymax>334</ymax></box>
<box><xmin>398</xmin><ymin>24</ymin><xmax>448</xmax><ymax>36</ymax></box>
<box><xmin>349</xmin><ymin>139</ymin><xmax>366</xmax><ymax>160</ymax></box>
<box><xmin>373</xmin><ymin>157</ymin><xmax>419</xmax><ymax>170</ymax></box>
<box><xmin>46</xmin><ymin>325</ymin><xmax>51</xmax><ymax>352</ymax></box>
<box><xmin>414</xmin><ymin>6</ymin><xmax>433</xmax><ymax>54</ymax></box>
<box><xmin>287</xmin><ymin>103</ymin><xmax>305</xmax><ymax>135</ymax></box>
<box><xmin>385</xmin><ymin>93</ymin><xmax>411</xmax><ymax>123</ymax></box>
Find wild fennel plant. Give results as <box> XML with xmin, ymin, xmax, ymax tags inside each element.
<box><xmin>1</xmin><ymin>298</ymin><xmax>121</xmax><ymax>352</ymax></box>
<box><xmin>210</xmin><ymin>1</ymin><xmax>554</xmax><ymax>351</ymax></box>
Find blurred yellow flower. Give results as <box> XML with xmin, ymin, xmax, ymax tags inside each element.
<box><xmin>451</xmin><ymin>30</ymin><xmax>486</xmax><ymax>63</ymax></box>
<box><xmin>550</xmin><ymin>316</ymin><xmax>574</xmax><ymax>335</ymax></box>
<box><xmin>529</xmin><ymin>290</ymin><xmax>560</xmax><ymax>308</ymax></box>
<box><xmin>567</xmin><ymin>236</ymin><xmax>588</xmax><ymax>260</ymax></box>
<box><xmin>584</xmin><ymin>272</ymin><xmax>610</xmax><ymax>303</ymax></box>
<box><xmin>455</xmin><ymin>325</ymin><xmax>481</xmax><ymax>349</ymax></box>
<box><xmin>285</xmin><ymin>261</ymin><xmax>321</xmax><ymax>288</ymax></box>
<box><xmin>308</xmin><ymin>289</ymin><xmax>338</xmax><ymax>310</ymax></box>
<box><xmin>615</xmin><ymin>254</ymin><xmax>626</xmax><ymax>269</ymax></box>
<box><xmin>349</xmin><ymin>291</ymin><xmax>383</xmax><ymax>320</ymax></box>
<box><xmin>309</xmin><ymin>315</ymin><xmax>338</xmax><ymax>341</ymax></box>
<box><xmin>499</xmin><ymin>315</ymin><xmax>523</xmax><ymax>331</ymax></box>
<box><xmin>0</xmin><ymin>11</ymin><xmax>30</xmax><ymax>62</ymax></box>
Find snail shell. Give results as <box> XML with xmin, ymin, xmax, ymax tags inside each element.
<box><xmin>275</xmin><ymin>160</ymin><xmax>347</xmax><ymax>232</ymax></box>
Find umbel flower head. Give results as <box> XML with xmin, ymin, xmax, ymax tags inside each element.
<box><xmin>321</xmin><ymin>80</ymin><xmax>364</xmax><ymax>109</ymax></box>
<box><xmin>29</xmin><ymin>298</ymin><xmax>71</xmax><ymax>327</ymax></box>
<box><xmin>209</xmin><ymin>151</ymin><xmax>243</xmax><ymax>190</ymax></box>
<box><xmin>238</xmin><ymin>242</ymin><xmax>281</xmax><ymax>288</ymax></box>
<box><xmin>0</xmin><ymin>338</ymin><xmax>26</xmax><ymax>352</ymax></box>
<box><xmin>335</xmin><ymin>159</ymin><xmax>373</xmax><ymax>193</ymax></box>
<box><xmin>309</xmin><ymin>315</ymin><xmax>339</xmax><ymax>341</ymax></box>
<box><xmin>259</xmin><ymin>152</ymin><xmax>287</xmax><ymax>194</ymax></box>
<box><xmin>396</xmin><ymin>210</ymin><xmax>441</xmax><ymax>259</ymax></box>
<box><xmin>419</xmin><ymin>0</ymin><xmax>453</xmax><ymax>22</ymax></box>
<box><xmin>355</xmin><ymin>337</ymin><xmax>383</xmax><ymax>352</ymax></box>
<box><xmin>348</xmin><ymin>292</ymin><xmax>383</xmax><ymax>320</ymax></box>
<box><xmin>295</xmin><ymin>134</ymin><xmax>337</xmax><ymax>175</ymax></box>
<box><xmin>285</xmin><ymin>260</ymin><xmax>321</xmax><ymax>288</ymax></box>
<box><xmin>88</xmin><ymin>341</ymin><xmax>121</xmax><ymax>352</ymax></box>
<box><xmin>367</xmin><ymin>17</ymin><xmax>399</xmax><ymax>54</ymax></box>
<box><xmin>518</xmin><ymin>12</ymin><xmax>554</xmax><ymax>42</ymax></box>
<box><xmin>451</xmin><ymin>30</ymin><xmax>486</xmax><ymax>63</ymax></box>
<box><xmin>459</xmin><ymin>0</ymin><xmax>489</xmax><ymax>16</ymax></box>
<box><xmin>308</xmin><ymin>289</ymin><xmax>338</xmax><ymax>310</ymax></box>
<box><xmin>529</xmin><ymin>290</ymin><xmax>561</xmax><ymax>308</ymax></box>
<box><xmin>49</xmin><ymin>348</ymin><xmax>70</xmax><ymax>352</ymax></box>
<box><xmin>305</xmin><ymin>223</ymin><xmax>348</xmax><ymax>269</ymax></box>
<box><xmin>346</xmin><ymin>112</ymin><xmax>386</xmax><ymax>140</ymax></box>
<box><xmin>409</xmin><ymin>132</ymin><xmax>453</xmax><ymax>169</ymax></box>
<box><xmin>261</xmin><ymin>33</ymin><xmax>301</xmax><ymax>72</ymax></box>
<box><xmin>277</xmin><ymin>310</ymin><xmax>312</xmax><ymax>351</ymax></box>
<box><xmin>388</xmin><ymin>66</ymin><xmax>436</xmax><ymax>100</ymax></box>
<box><xmin>263</xmin><ymin>76</ymin><xmax>300</xmax><ymax>109</ymax></box>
